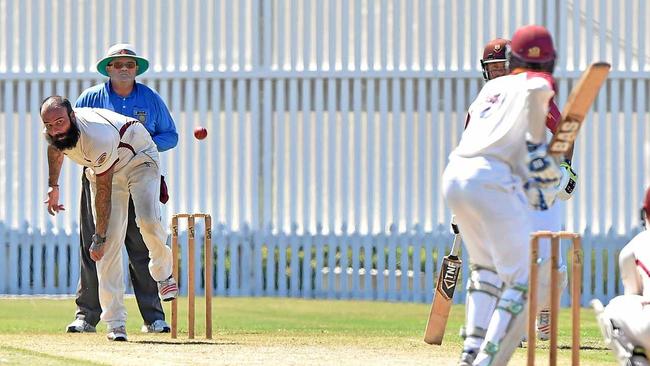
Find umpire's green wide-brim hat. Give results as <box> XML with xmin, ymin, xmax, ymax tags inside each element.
<box><xmin>96</xmin><ymin>43</ymin><xmax>149</xmax><ymax>77</ymax></box>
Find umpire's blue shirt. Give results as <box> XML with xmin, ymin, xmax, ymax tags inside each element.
<box><xmin>75</xmin><ymin>81</ymin><xmax>178</xmax><ymax>152</ymax></box>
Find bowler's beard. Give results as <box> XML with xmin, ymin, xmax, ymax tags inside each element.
<box><xmin>47</xmin><ymin>118</ymin><xmax>80</xmax><ymax>151</ymax></box>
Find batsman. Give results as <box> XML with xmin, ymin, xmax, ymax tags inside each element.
<box><xmin>441</xmin><ymin>25</ymin><xmax>562</xmax><ymax>365</ymax></box>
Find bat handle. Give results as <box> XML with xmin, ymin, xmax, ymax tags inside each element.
<box><xmin>450</xmin><ymin>215</ymin><xmax>460</xmax><ymax>235</ymax></box>
<box><xmin>449</xmin><ymin>215</ymin><xmax>462</xmax><ymax>257</ymax></box>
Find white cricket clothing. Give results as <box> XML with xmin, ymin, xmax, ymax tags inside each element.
<box><xmin>529</xmin><ymin>201</ymin><xmax>566</xmax><ymax>275</ymax></box>
<box><xmin>604</xmin><ymin>295</ymin><xmax>650</xmax><ymax>352</ymax></box>
<box><xmin>443</xmin><ymin>71</ymin><xmax>555</xmax><ymax>364</ymax></box>
<box><xmin>619</xmin><ymin>230</ymin><xmax>650</xmax><ymax>297</ymax></box>
<box><xmin>53</xmin><ymin>107</ymin><xmax>173</xmax><ymax>329</ymax></box>
<box><xmin>444</xmin><ymin>71</ymin><xmax>555</xmax><ymax>282</ymax></box>
<box><xmin>452</xmin><ymin>72</ymin><xmax>555</xmax><ymax>181</ymax></box>
<box><xmin>61</xmin><ymin>108</ymin><xmax>157</xmax><ymax>175</ymax></box>
<box><xmin>602</xmin><ymin>230</ymin><xmax>650</xmax><ymax>352</ymax></box>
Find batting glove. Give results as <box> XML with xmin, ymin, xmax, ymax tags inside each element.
<box><xmin>524</xmin><ymin>180</ymin><xmax>557</xmax><ymax>211</ymax></box>
<box><xmin>526</xmin><ymin>141</ymin><xmax>562</xmax><ymax>188</ymax></box>
<box><xmin>556</xmin><ymin>160</ymin><xmax>578</xmax><ymax>201</ymax></box>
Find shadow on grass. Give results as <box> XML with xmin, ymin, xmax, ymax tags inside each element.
<box><xmin>527</xmin><ymin>344</ymin><xmax>610</xmax><ymax>351</ymax></box>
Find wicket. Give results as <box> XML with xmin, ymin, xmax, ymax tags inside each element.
<box><xmin>171</xmin><ymin>213</ymin><xmax>213</xmax><ymax>339</ymax></box>
<box><xmin>528</xmin><ymin>231</ymin><xmax>582</xmax><ymax>366</ymax></box>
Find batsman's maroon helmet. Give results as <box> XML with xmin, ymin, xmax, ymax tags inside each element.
<box><xmin>510</xmin><ymin>25</ymin><xmax>556</xmax><ymax>63</ymax></box>
<box><xmin>480</xmin><ymin>38</ymin><xmax>510</xmax><ymax>81</ymax></box>
<box><xmin>508</xmin><ymin>25</ymin><xmax>556</xmax><ymax>74</ymax></box>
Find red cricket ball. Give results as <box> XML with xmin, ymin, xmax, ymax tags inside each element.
<box><xmin>194</xmin><ymin>126</ymin><xmax>208</xmax><ymax>140</ymax></box>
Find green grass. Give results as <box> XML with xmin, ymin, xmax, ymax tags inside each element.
<box><xmin>0</xmin><ymin>345</ymin><xmax>105</xmax><ymax>366</ymax></box>
<box><xmin>0</xmin><ymin>297</ymin><xmax>616</xmax><ymax>365</ymax></box>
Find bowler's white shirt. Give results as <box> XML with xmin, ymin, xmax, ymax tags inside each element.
<box><xmin>59</xmin><ymin>108</ymin><xmax>156</xmax><ymax>175</ymax></box>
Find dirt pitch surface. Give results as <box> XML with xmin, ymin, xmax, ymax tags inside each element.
<box><xmin>0</xmin><ymin>297</ymin><xmax>614</xmax><ymax>365</ymax></box>
<box><xmin>0</xmin><ymin>333</ymin><xmax>467</xmax><ymax>366</ymax></box>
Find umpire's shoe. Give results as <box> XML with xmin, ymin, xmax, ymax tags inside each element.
<box><xmin>141</xmin><ymin>319</ymin><xmax>171</xmax><ymax>333</ymax></box>
<box><xmin>66</xmin><ymin>318</ymin><xmax>97</xmax><ymax>333</ymax></box>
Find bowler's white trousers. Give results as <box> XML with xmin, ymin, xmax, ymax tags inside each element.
<box><xmin>87</xmin><ymin>148</ymin><xmax>173</xmax><ymax>329</ymax></box>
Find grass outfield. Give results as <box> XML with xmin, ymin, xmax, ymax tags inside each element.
<box><xmin>0</xmin><ymin>297</ymin><xmax>615</xmax><ymax>365</ymax></box>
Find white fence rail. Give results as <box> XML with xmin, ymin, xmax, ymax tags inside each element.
<box><xmin>0</xmin><ymin>221</ymin><xmax>633</xmax><ymax>307</ymax></box>
<box><xmin>1</xmin><ymin>0</ymin><xmax>649</xmax><ymax>302</ymax></box>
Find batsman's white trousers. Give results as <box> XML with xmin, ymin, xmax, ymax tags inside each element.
<box><xmin>87</xmin><ymin>149</ymin><xmax>173</xmax><ymax>329</ymax></box>
<box><xmin>529</xmin><ymin>201</ymin><xmax>565</xmax><ymax>262</ymax></box>
<box><xmin>442</xmin><ymin>156</ymin><xmax>531</xmax><ymax>287</ymax></box>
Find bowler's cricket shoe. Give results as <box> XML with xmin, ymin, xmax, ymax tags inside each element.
<box><xmin>157</xmin><ymin>276</ymin><xmax>179</xmax><ymax>302</ymax></box>
<box><xmin>141</xmin><ymin>319</ymin><xmax>171</xmax><ymax>333</ymax></box>
<box><xmin>107</xmin><ymin>325</ymin><xmax>128</xmax><ymax>342</ymax></box>
<box><xmin>537</xmin><ymin>309</ymin><xmax>551</xmax><ymax>341</ymax></box>
<box><xmin>66</xmin><ymin>318</ymin><xmax>96</xmax><ymax>333</ymax></box>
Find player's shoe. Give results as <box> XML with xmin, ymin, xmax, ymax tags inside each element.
<box><xmin>629</xmin><ymin>348</ymin><xmax>650</xmax><ymax>366</ymax></box>
<box><xmin>107</xmin><ymin>325</ymin><xmax>128</xmax><ymax>341</ymax></box>
<box><xmin>141</xmin><ymin>319</ymin><xmax>171</xmax><ymax>333</ymax></box>
<box><xmin>157</xmin><ymin>276</ymin><xmax>178</xmax><ymax>302</ymax></box>
<box><xmin>66</xmin><ymin>318</ymin><xmax>96</xmax><ymax>333</ymax></box>
<box><xmin>537</xmin><ymin>309</ymin><xmax>551</xmax><ymax>341</ymax></box>
<box><xmin>458</xmin><ymin>348</ymin><xmax>477</xmax><ymax>366</ymax></box>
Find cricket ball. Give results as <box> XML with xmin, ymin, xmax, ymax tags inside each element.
<box><xmin>194</xmin><ymin>126</ymin><xmax>208</xmax><ymax>140</ymax></box>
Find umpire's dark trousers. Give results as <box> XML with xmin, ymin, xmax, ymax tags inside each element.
<box><xmin>75</xmin><ymin>170</ymin><xmax>165</xmax><ymax>326</ymax></box>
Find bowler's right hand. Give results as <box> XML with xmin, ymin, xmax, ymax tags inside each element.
<box><xmin>44</xmin><ymin>186</ymin><xmax>65</xmax><ymax>215</ymax></box>
<box><xmin>89</xmin><ymin>234</ymin><xmax>106</xmax><ymax>261</ymax></box>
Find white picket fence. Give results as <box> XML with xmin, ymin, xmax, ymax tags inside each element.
<box><xmin>0</xmin><ymin>219</ymin><xmax>634</xmax><ymax>307</ymax></box>
<box><xmin>1</xmin><ymin>0</ymin><xmax>649</xmax><ymax>303</ymax></box>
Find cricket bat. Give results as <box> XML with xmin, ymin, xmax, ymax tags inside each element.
<box><xmin>424</xmin><ymin>216</ymin><xmax>462</xmax><ymax>345</ymax></box>
<box><xmin>548</xmin><ymin>62</ymin><xmax>611</xmax><ymax>158</ymax></box>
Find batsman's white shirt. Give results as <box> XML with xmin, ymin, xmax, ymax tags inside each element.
<box><xmin>452</xmin><ymin>71</ymin><xmax>555</xmax><ymax>182</ymax></box>
<box><xmin>443</xmin><ymin>70</ymin><xmax>555</xmax><ymax>283</ymax></box>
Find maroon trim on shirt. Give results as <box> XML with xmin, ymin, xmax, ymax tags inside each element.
<box><xmin>119</xmin><ymin>121</ymin><xmax>138</xmax><ymax>137</ymax></box>
<box><xmin>118</xmin><ymin>142</ymin><xmax>136</xmax><ymax>155</ymax></box>
<box><xmin>546</xmin><ymin>100</ymin><xmax>561</xmax><ymax>133</ymax></box>
<box><xmin>96</xmin><ymin>158</ymin><xmax>119</xmax><ymax>177</ymax></box>
<box><xmin>636</xmin><ymin>258</ymin><xmax>650</xmax><ymax>278</ymax></box>
<box><xmin>118</xmin><ymin>121</ymin><xmax>138</xmax><ymax>155</ymax></box>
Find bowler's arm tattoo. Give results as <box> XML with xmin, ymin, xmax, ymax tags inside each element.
<box><xmin>94</xmin><ymin>167</ymin><xmax>114</xmax><ymax>237</ymax></box>
<box><xmin>47</xmin><ymin>145</ymin><xmax>64</xmax><ymax>186</ymax></box>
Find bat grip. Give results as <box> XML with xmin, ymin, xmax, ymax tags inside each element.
<box><xmin>450</xmin><ymin>234</ymin><xmax>462</xmax><ymax>257</ymax></box>
<box><xmin>450</xmin><ymin>215</ymin><xmax>460</xmax><ymax>234</ymax></box>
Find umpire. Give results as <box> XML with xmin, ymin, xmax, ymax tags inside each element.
<box><xmin>66</xmin><ymin>43</ymin><xmax>178</xmax><ymax>334</ymax></box>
